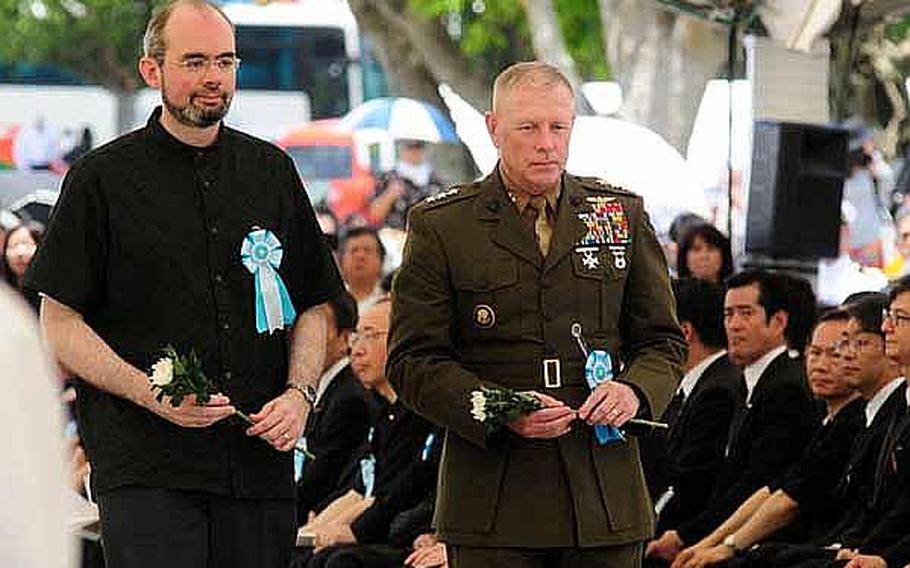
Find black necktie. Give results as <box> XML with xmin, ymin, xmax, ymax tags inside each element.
<box><xmin>836</xmin><ymin>423</ymin><xmax>873</xmax><ymax>499</ymax></box>
<box><xmin>725</xmin><ymin>401</ymin><xmax>751</xmax><ymax>458</ymax></box>
<box><xmin>662</xmin><ymin>390</ymin><xmax>686</xmax><ymax>430</ymax></box>
<box><xmin>872</xmin><ymin>411</ymin><xmax>910</xmax><ymax>505</ymax></box>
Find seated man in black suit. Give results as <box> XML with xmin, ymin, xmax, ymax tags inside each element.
<box><xmin>304</xmin><ymin>298</ymin><xmax>443</xmax><ymax>568</ymax></box>
<box><xmin>297</xmin><ymin>292</ymin><xmax>372</xmax><ymax>524</ymax></box>
<box><xmin>642</xmin><ymin>278</ymin><xmax>745</xmax><ymax>532</ymax></box>
<box><xmin>647</xmin><ymin>270</ymin><xmax>820</xmax><ymax>563</ymax></box>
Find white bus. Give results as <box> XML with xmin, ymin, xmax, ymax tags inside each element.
<box><xmin>224</xmin><ymin>0</ymin><xmax>364</xmax><ymax>120</ymax></box>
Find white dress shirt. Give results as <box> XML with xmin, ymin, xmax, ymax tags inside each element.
<box><xmin>865</xmin><ymin>377</ymin><xmax>905</xmax><ymax>427</ymax></box>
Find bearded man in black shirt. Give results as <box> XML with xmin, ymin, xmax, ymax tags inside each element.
<box><xmin>25</xmin><ymin>1</ymin><xmax>345</xmax><ymax>566</ymax></box>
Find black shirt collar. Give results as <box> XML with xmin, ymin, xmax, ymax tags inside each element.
<box><xmin>146</xmin><ymin>106</ymin><xmax>225</xmax><ymax>159</ymax></box>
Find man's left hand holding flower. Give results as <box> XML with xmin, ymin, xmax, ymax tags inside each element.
<box><xmin>578</xmin><ymin>381</ymin><xmax>640</xmax><ymax>427</ymax></box>
<box><xmin>246</xmin><ymin>389</ymin><xmax>310</xmax><ymax>452</ymax></box>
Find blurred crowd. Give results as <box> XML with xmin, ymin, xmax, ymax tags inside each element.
<box><xmin>8</xmin><ymin>116</ymin><xmax>94</xmax><ymax>173</ymax></box>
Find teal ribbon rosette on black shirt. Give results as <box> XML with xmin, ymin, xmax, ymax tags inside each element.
<box><xmin>240</xmin><ymin>227</ymin><xmax>298</xmax><ymax>334</ymax></box>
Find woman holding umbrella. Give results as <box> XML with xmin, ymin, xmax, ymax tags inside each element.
<box><xmin>369</xmin><ymin>139</ymin><xmax>445</xmax><ymax>230</ymax></box>
<box><xmin>342</xmin><ymin>97</ymin><xmax>457</xmax><ymax>229</ymax></box>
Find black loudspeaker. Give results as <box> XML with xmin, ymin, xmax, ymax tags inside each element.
<box><xmin>746</xmin><ymin>121</ymin><xmax>848</xmax><ymax>259</ymax></box>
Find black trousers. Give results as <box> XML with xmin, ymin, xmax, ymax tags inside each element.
<box><xmin>448</xmin><ymin>542</ymin><xmax>643</xmax><ymax>568</ymax></box>
<box><xmin>97</xmin><ymin>485</ymin><xmax>295</xmax><ymax>568</ymax></box>
<box><xmin>725</xmin><ymin>544</ymin><xmax>839</xmax><ymax>568</ymax></box>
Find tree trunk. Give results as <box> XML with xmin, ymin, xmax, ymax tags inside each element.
<box><xmin>520</xmin><ymin>0</ymin><xmax>583</xmax><ymax>91</ymax></box>
<box><xmin>598</xmin><ymin>0</ymin><xmax>727</xmax><ymax>152</ymax></box>
<box><xmin>348</xmin><ymin>0</ymin><xmax>491</xmax><ymax>111</ymax></box>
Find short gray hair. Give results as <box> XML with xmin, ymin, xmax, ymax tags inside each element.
<box><xmin>491</xmin><ymin>61</ymin><xmax>574</xmax><ymax>112</ymax></box>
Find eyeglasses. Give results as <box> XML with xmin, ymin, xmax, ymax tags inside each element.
<box><xmin>348</xmin><ymin>329</ymin><xmax>388</xmax><ymax>348</ymax></box>
<box><xmin>882</xmin><ymin>308</ymin><xmax>910</xmax><ymax>328</ymax></box>
<box><xmin>837</xmin><ymin>335</ymin><xmax>880</xmax><ymax>352</ymax></box>
<box><xmin>170</xmin><ymin>56</ymin><xmax>241</xmax><ymax>74</ymax></box>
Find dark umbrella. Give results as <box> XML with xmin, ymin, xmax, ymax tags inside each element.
<box><xmin>9</xmin><ymin>189</ymin><xmax>59</xmax><ymax>226</ymax></box>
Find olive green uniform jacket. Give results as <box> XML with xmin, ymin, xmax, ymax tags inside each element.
<box><xmin>387</xmin><ymin>169</ymin><xmax>686</xmax><ymax>548</ymax></box>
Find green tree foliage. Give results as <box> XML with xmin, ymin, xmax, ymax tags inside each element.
<box><xmin>884</xmin><ymin>14</ymin><xmax>910</xmax><ymax>43</ymax></box>
<box><xmin>408</xmin><ymin>0</ymin><xmax>609</xmax><ymax>80</ymax></box>
<box><xmin>0</xmin><ymin>0</ymin><xmax>159</xmax><ymax>91</ymax></box>
<box><xmin>555</xmin><ymin>0</ymin><xmax>610</xmax><ymax>80</ymax></box>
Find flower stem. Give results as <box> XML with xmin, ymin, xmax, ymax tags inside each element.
<box><xmin>233</xmin><ymin>410</ymin><xmax>314</xmax><ymax>459</ymax></box>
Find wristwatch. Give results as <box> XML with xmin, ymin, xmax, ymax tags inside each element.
<box><xmin>722</xmin><ymin>534</ymin><xmax>740</xmax><ymax>554</ymax></box>
<box><xmin>287</xmin><ymin>383</ymin><xmax>318</xmax><ymax>406</ymax></box>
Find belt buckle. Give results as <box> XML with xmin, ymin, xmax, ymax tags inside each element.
<box><xmin>543</xmin><ymin>358</ymin><xmax>561</xmax><ymax>389</ymax></box>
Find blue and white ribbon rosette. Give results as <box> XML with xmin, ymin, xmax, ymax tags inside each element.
<box><xmin>585</xmin><ymin>350</ymin><xmax>625</xmax><ymax>445</ymax></box>
<box><xmin>360</xmin><ymin>427</ymin><xmax>376</xmax><ymax>497</ymax></box>
<box><xmin>240</xmin><ymin>228</ymin><xmax>297</xmax><ymax>334</ymax></box>
<box><xmin>421</xmin><ymin>432</ymin><xmax>436</xmax><ymax>462</ymax></box>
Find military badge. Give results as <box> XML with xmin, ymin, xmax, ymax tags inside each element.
<box><xmin>424</xmin><ymin>188</ymin><xmax>459</xmax><ymax>204</ymax></box>
<box><xmin>473</xmin><ymin>304</ymin><xmax>496</xmax><ymax>329</ymax></box>
<box><xmin>575</xmin><ymin>246</ymin><xmax>601</xmax><ymax>270</ymax></box>
<box><xmin>608</xmin><ymin>245</ymin><xmax>627</xmax><ymax>270</ymax></box>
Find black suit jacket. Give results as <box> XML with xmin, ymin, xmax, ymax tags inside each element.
<box><xmin>855</xmin><ymin>400</ymin><xmax>910</xmax><ymax>557</ymax></box>
<box><xmin>676</xmin><ymin>350</ymin><xmax>819</xmax><ymax>544</ymax></box>
<box><xmin>296</xmin><ymin>363</ymin><xmax>371</xmax><ymax>523</ymax></box>
<box><xmin>318</xmin><ymin>393</ymin><xmax>438</xmax><ymax>545</ymax></box>
<box><xmin>335</xmin><ymin>394</ymin><xmax>440</xmax><ymax>545</ymax></box>
<box><xmin>824</xmin><ymin>381</ymin><xmax>907</xmax><ymax>547</ymax></box>
<box><xmin>653</xmin><ymin>353</ymin><xmax>745</xmax><ymax>532</ymax></box>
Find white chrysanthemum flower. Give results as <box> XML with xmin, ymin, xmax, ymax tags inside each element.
<box><xmin>470</xmin><ymin>394</ymin><xmax>487</xmax><ymax>422</ymax></box>
<box><xmin>150</xmin><ymin>358</ymin><xmax>174</xmax><ymax>387</ymax></box>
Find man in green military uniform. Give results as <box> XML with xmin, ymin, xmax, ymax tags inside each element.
<box><xmin>387</xmin><ymin>61</ymin><xmax>686</xmax><ymax>568</ymax></box>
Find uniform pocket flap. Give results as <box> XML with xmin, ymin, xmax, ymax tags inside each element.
<box><xmin>452</xmin><ymin>260</ymin><xmax>519</xmax><ymax>291</ymax></box>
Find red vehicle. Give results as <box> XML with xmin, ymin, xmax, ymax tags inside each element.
<box><xmin>276</xmin><ymin>120</ymin><xmax>375</xmax><ymax>223</ymax></box>
<box><xmin>0</xmin><ymin>125</ymin><xmax>19</xmax><ymax>169</ymax></box>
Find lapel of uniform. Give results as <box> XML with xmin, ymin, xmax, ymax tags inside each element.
<box><xmin>543</xmin><ymin>174</ymin><xmax>588</xmax><ymax>273</ymax></box>
<box><xmin>475</xmin><ymin>169</ymin><xmax>541</xmax><ymax>266</ymax></box>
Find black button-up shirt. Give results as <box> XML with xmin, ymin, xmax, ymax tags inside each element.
<box><xmin>26</xmin><ymin>108</ymin><xmax>344</xmax><ymax>499</ymax></box>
